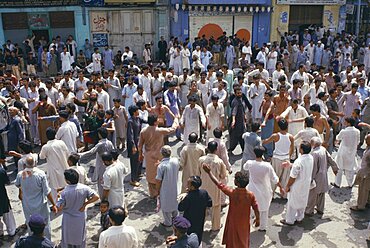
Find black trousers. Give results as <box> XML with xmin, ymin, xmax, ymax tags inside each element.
<box><xmin>129</xmin><ymin>152</ymin><xmax>141</xmax><ymax>182</ymax></box>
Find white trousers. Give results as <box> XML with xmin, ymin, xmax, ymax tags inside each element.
<box><xmin>0</xmin><ymin>210</ymin><xmax>16</xmax><ymax>236</ymax></box>
<box><xmin>259</xmin><ymin>210</ymin><xmax>268</xmax><ymax>230</ymax></box>
<box><xmin>285</xmin><ymin>203</ymin><xmax>305</xmax><ymax>225</ymax></box>
<box><xmin>335</xmin><ymin>169</ymin><xmax>355</xmax><ymax>187</ymax></box>
<box><xmin>162</xmin><ymin>210</ymin><xmax>178</xmax><ymax>226</ymax></box>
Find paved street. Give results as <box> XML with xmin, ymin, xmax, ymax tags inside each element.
<box><xmin>1</xmin><ymin>135</ymin><xmax>369</xmax><ymax>248</ymax></box>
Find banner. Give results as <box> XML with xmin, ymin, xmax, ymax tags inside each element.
<box><xmin>90</xmin><ymin>12</ymin><xmax>108</xmax><ymax>33</ymax></box>
<box><xmin>0</xmin><ymin>0</ymin><xmax>79</xmax><ymax>7</ymax></box>
<box><xmin>277</xmin><ymin>0</ymin><xmax>345</xmax><ymax>4</ymax></box>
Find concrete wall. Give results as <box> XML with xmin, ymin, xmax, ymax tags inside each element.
<box><xmin>270</xmin><ymin>4</ymin><xmax>290</xmax><ymax>42</ymax></box>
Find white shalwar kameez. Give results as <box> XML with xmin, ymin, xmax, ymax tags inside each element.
<box><xmin>102</xmin><ymin>161</ymin><xmax>128</xmax><ymax>207</ymax></box>
<box><xmin>205</xmin><ymin>102</ymin><xmax>224</xmax><ymax>142</ymax></box>
<box><xmin>334</xmin><ymin>126</ymin><xmax>360</xmax><ymax>187</ymax></box>
<box><xmin>285</xmin><ymin>154</ymin><xmax>313</xmax><ymax>224</ymax></box>
<box><xmin>244</xmin><ymin>160</ymin><xmax>279</xmax><ymax>230</ymax></box>
<box><xmin>249</xmin><ymin>82</ymin><xmax>267</xmax><ymax>121</ymax></box>
<box><xmin>39</xmin><ymin>139</ymin><xmax>69</xmax><ymax>190</ymax></box>
<box><xmin>180</xmin><ymin>104</ymin><xmax>206</xmax><ymax>145</ymax></box>
<box><xmin>56</xmin><ymin>120</ymin><xmax>79</xmax><ymax>153</ymax></box>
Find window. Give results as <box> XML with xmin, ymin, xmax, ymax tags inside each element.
<box><xmin>289</xmin><ymin>5</ymin><xmax>324</xmax><ymax>31</ymax></box>
<box><xmin>2</xmin><ymin>13</ymin><xmax>28</xmax><ymax>30</ymax></box>
<box><xmin>49</xmin><ymin>11</ymin><xmax>75</xmax><ymax>28</ymax></box>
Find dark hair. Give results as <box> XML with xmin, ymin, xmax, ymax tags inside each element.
<box><xmin>278</xmin><ymin>119</ymin><xmax>288</xmax><ymax>131</ymax></box>
<box><xmin>213</xmin><ymin>128</ymin><xmax>222</xmax><ymax>138</ymax></box>
<box><xmin>317</xmin><ymin>92</ymin><xmax>326</xmax><ymax>99</ymax></box>
<box><xmin>188</xmin><ymin>132</ymin><xmax>198</xmax><ymax>143</ymax></box>
<box><xmin>155</xmin><ymin>95</ymin><xmax>162</xmax><ymax>102</ymax></box>
<box><xmin>110</xmin><ymin>149</ymin><xmax>120</xmax><ymax>160</ymax></box>
<box><xmin>136</xmin><ymin>99</ymin><xmax>146</xmax><ymax>109</ymax></box>
<box><xmin>101</xmin><ymin>200</ymin><xmax>109</xmax><ymax>206</ymax></box>
<box><xmin>97</xmin><ymin>127</ymin><xmax>108</xmax><ymax>139</ymax></box>
<box><xmin>19</xmin><ymin>140</ymin><xmax>32</xmax><ymax>153</ymax></box>
<box><xmin>265</xmin><ymin>90</ymin><xmax>273</xmax><ymax>97</ymax></box>
<box><xmin>105</xmin><ymin>109</ymin><xmax>114</xmax><ymax>116</ymax></box>
<box><xmin>29</xmin><ymin>223</ymin><xmax>45</xmax><ymax>235</ymax></box>
<box><xmin>66</xmin><ymin>102</ymin><xmax>76</xmax><ymax>113</ymax></box>
<box><xmin>345</xmin><ymin>116</ymin><xmax>356</xmax><ymax>126</ymax></box>
<box><xmin>101</xmin><ymin>152</ymin><xmax>113</xmax><ymax>162</ymax></box>
<box><xmin>59</xmin><ymin>110</ymin><xmax>69</xmax><ymax>119</ymax></box>
<box><xmin>253</xmin><ymin>146</ymin><xmax>266</xmax><ymax>158</ymax></box>
<box><xmin>128</xmin><ymin>105</ymin><xmax>139</xmax><ymax>116</ymax></box>
<box><xmin>46</xmin><ymin>127</ymin><xmax>56</xmax><ymax>140</ymax></box>
<box><xmin>148</xmin><ymin>113</ymin><xmax>158</xmax><ymax>126</ymax></box>
<box><xmin>251</xmin><ymin>122</ymin><xmax>260</xmax><ymax>132</ymax></box>
<box><xmin>207</xmin><ymin>141</ymin><xmax>218</xmax><ymax>153</ymax></box>
<box><xmin>113</xmin><ymin>98</ymin><xmax>121</xmax><ymax>103</ymax></box>
<box><xmin>188</xmin><ymin>95</ymin><xmax>197</xmax><ymax>103</ymax></box>
<box><xmin>64</xmin><ymin>168</ymin><xmax>79</xmax><ymax>184</ymax></box>
<box><xmin>68</xmin><ymin>153</ymin><xmax>80</xmax><ymax>166</ymax></box>
<box><xmin>305</xmin><ymin>117</ymin><xmax>314</xmax><ymax>128</ymax></box>
<box><xmin>108</xmin><ymin>206</ymin><xmax>127</xmax><ymax>225</ymax></box>
<box><xmin>300</xmin><ymin>141</ymin><xmax>312</xmax><ymax>154</ymax></box>
<box><xmin>328</xmin><ymin>88</ymin><xmax>336</xmax><ymax>95</ymax></box>
<box><xmin>235</xmin><ymin>171</ymin><xmax>249</xmax><ymax>188</ymax></box>
<box><xmin>189</xmin><ymin>176</ymin><xmax>202</xmax><ymax>189</ymax></box>
<box><xmin>310</xmin><ymin>104</ymin><xmax>321</xmax><ymax>113</ymax></box>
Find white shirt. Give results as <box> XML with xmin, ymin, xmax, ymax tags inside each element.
<box><xmin>56</xmin><ymin>120</ymin><xmax>78</xmax><ymax>153</ymax></box>
<box><xmin>99</xmin><ymin>225</ymin><xmax>139</xmax><ymax>248</ymax></box>
<box><xmin>102</xmin><ymin>161</ymin><xmax>128</xmax><ymax>207</ymax></box>
<box><xmin>97</xmin><ymin>90</ymin><xmax>110</xmax><ymax>111</ymax></box>
<box><xmin>244</xmin><ymin>160</ymin><xmax>278</xmax><ymax>211</ymax></box>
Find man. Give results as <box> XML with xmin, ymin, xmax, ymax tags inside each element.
<box><xmin>155</xmin><ymin>145</ymin><xmax>179</xmax><ymax>227</ymax></box>
<box><xmin>180</xmin><ymin>96</ymin><xmax>206</xmax><ymax>145</ymax></box>
<box><xmin>243</xmin><ymin>146</ymin><xmax>284</xmax><ymax>231</ymax></box>
<box><xmin>306</xmin><ymin>137</ymin><xmax>338</xmax><ymax>216</ymax></box>
<box><xmin>103</xmin><ymin>46</ymin><xmax>114</xmax><ymax>70</ymax></box>
<box><xmin>57</xmin><ymin>169</ymin><xmax>99</xmax><ymax>248</ymax></box>
<box><xmin>39</xmin><ymin>127</ymin><xmax>69</xmax><ymax>201</ymax></box>
<box><xmin>15</xmin><ymin>214</ymin><xmax>54</xmax><ymax>248</ymax></box>
<box><xmin>241</xmin><ymin>122</ymin><xmax>262</xmax><ymax>167</ymax></box>
<box><xmin>15</xmin><ymin>156</ymin><xmax>57</xmax><ymax>240</ymax></box>
<box><xmin>106</xmin><ymin>69</ymin><xmax>121</xmax><ymax>109</ymax></box>
<box><xmin>273</xmin><ymin>85</ymin><xmax>290</xmax><ymax>132</ymax></box>
<box><xmin>179</xmin><ymin>133</ymin><xmax>205</xmax><ymax>193</ymax></box>
<box><xmin>166</xmin><ymin>216</ymin><xmax>199</xmax><ymax>248</ymax></box>
<box><xmin>198</xmin><ymin>141</ymin><xmax>227</xmax><ymax>231</ymax></box>
<box><xmin>0</xmin><ymin>165</ymin><xmax>16</xmax><ymax>237</ymax></box>
<box><xmin>126</xmin><ymin>105</ymin><xmax>142</xmax><ymax>187</ymax></box>
<box><xmin>280</xmin><ymin>141</ymin><xmax>313</xmax><ymax>226</ymax></box>
<box><xmin>310</xmin><ymin>104</ymin><xmax>331</xmax><ymax>147</ymax></box>
<box><xmin>333</xmin><ymin>117</ymin><xmax>360</xmax><ymax>188</ymax></box>
<box><xmin>229</xmin><ymin>86</ymin><xmax>252</xmax><ymax>152</ymax></box>
<box><xmin>7</xmin><ymin>106</ymin><xmax>24</xmax><ymax>168</ymax></box>
<box><xmin>33</xmin><ymin>94</ymin><xmax>57</xmax><ymax>145</ymax></box>
<box><xmin>249</xmin><ymin>74</ymin><xmax>268</xmax><ymax>122</ymax></box>
<box><xmin>206</xmin><ymin>95</ymin><xmax>225</xmax><ymax>142</ymax></box>
<box><xmin>351</xmin><ymin>134</ymin><xmax>370</xmax><ymax>211</ymax></box>
<box><xmin>280</xmin><ymin>99</ymin><xmax>309</xmax><ymax>137</ymax></box>
<box><xmin>178</xmin><ymin>176</ymin><xmax>212</xmax><ymax>244</ymax></box>
<box><xmin>158</xmin><ymin>36</ymin><xmax>167</xmax><ymax>63</ymax></box>
<box><xmin>263</xmin><ymin>119</ymin><xmax>294</xmax><ymax>194</ymax></box>
<box><xmin>224</xmin><ymin>41</ymin><xmax>236</xmax><ymax>70</ymax></box>
<box><xmin>138</xmin><ymin>114</ymin><xmax>178</xmax><ymax>198</ymax></box>
<box><xmin>79</xmin><ymin>128</ymin><xmax>114</xmax><ymax>198</ymax></box>
<box><xmin>95</xmin><ymin>82</ymin><xmax>110</xmax><ymax>111</ymax></box>
<box><xmin>99</xmin><ymin>206</ymin><xmax>139</xmax><ymax>248</ymax></box>
<box><xmin>56</xmin><ymin>110</ymin><xmax>78</xmax><ymax>153</ymax></box>
<box><xmin>164</xmin><ymin>81</ymin><xmax>181</xmax><ymax>139</ymax></box>
<box><xmin>294</xmin><ymin>117</ymin><xmax>322</xmax><ymax>143</ymax></box>
<box><xmin>338</xmin><ymin>83</ymin><xmax>361</xmax><ymax>118</ymax></box>
<box><xmin>102</xmin><ymin>152</ymin><xmax>127</xmax><ymax>207</ymax></box>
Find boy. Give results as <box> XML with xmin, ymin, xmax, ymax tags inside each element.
<box><xmin>100</xmin><ymin>200</ymin><xmax>110</xmax><ymax>231</ymax></box>
<box><xmin>68</xmin><ymin>153</ymin><xmax>89</xmax><ymax>184</ymax></box>
<box><xmin>202</xmin><ymin>163</ymin><xmax>260</xmax><ymax>248</ymax></box>
<box><xmin>102</xmin><ymin>110</ymin><xmax>115</xmax><ymax>147</ymax></box>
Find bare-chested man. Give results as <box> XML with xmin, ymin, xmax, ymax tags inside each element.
<box><xmin>310</xmin><ymin>104</ymin><xmax>330</xmax><ymax>148</ymax></box>
<box><xmin>273</xmin><ymin>85</ymin><xmax>290</xmax><ymax>132</ymax></box>
<box><xmin>150</xmin><ymin>95</ymin><xmax>175</xmax><ymax>144</ymax></box>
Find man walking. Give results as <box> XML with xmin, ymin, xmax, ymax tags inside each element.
<box><xmin>127</xmin><ymin>105</ymin><xmax>142</xmax><ymax>187</ymax></box>
<box><xmin>155</xmin><ymin>145</ymin><xmax>179</xmax><ymax>227</ymax></box>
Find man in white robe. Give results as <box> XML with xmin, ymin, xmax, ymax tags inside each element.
<box><xmin>205</xmin><ymin>95</ymin><xmax>224</xmax><ymax>142</ymax></box>
<box><xmin>56</xmin><ymin>110</ymin><xmax>78</xmax><ymax>153</ymax></box>
<box><xmin>249</xmin><ymin>74</ymin><xmax>268</xmax><ymax>122</ymax></box>
<box><xmin>40</xmin><ymin>127</ymin><xmax>70</xmax><ymax>201</ymax></box>
<box><xmin>180</xmin><ymin>96</ymin><xmax>206</xmax><ymax>145</ymax></box>
<box><xmin>333</xmin><ymin>117</ymin><xmax>360</xmax><ymax>188</ymax></box>
<box><xmin>244</xmin><ymin>146</ymin><xmax>284</xmax><ymax>231</ymax></box>
<box><xmin>279</xmin><ymin>99</ymin><xmax>309</xmax><ymax>137</ymax></box>
<box><xmin>281</xmin><ymin>141</ymin><xmax>313</xmax><ymax>225</ymax></box>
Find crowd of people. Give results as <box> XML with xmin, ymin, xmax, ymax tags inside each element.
<box><xmin>0</xmin><ymin>26</ymin><xmax>369</xmax><ymax>248</ymax></box>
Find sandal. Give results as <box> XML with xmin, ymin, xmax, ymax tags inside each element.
<box><xmin>350</xmin><ymin>206</ymin><xmax>364</xmax><ymax>211</ymax></box>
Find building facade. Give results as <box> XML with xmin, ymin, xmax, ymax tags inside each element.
<box><xmin>170</xmin><ymin>0</ymin><xmax>272</xmax><ymax>46</ymax></box>
<box><xmin>270</xmin><ymin>0</ymin><xmax>346</xmax><ymax>42</ymax></box>
<box><xmin>0</xmin><ymin>1</ymin><xmax>94</xmax><ymax>50</ymax></box>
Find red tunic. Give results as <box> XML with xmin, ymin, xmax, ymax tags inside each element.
<box><xmin>218</xmin><ymin>183</ymin><xmax>259</xmax><ymax>248</ymax></box>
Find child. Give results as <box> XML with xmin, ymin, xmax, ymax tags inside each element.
<box><xmin>100</xmin><ymin>200</ymin><xmax>111</xmax><ymax>231</ymax></box>
<box><xmin>67</xmin><ymin>153</ymin><xmax>90</xmax><ymax>184</ymax></box>
<box><xmin>112</xmin><ymin>99</ymin><xmax>128</xmax><ymax>150</ymax></box>
<box><xmin>102</xmin><ymin>110</ymin><xmax>116</xmax><ymax>147</ymax></box>
<box><xmin>202</xmin><ymin>163</ymin><xmax>260</xmax><ymax>248</ymax></box>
